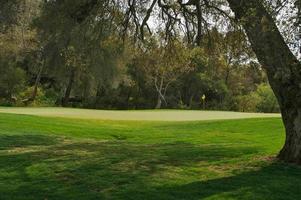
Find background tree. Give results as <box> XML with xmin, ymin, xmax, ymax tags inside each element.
<box><xmin>34</xmin><ymin>0</ymin><xmax>124</xmax><ymax>106</ymax></box>
<box><xmin>134</xmin><ymin>39</ymin><xmax>193</xmax><ymax>108</ymax></box>
<box><xmin>0</xmin><ymin>0</ymin><xmax>40</xmax><ymax>104</ymax></box>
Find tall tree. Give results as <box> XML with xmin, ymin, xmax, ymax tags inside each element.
<box><xmin>226</xmin><ymin>0</ymin><xmax>301</xmax><ymax>163</ymax></box>
<box><xmin>35</xmin><ymin>0</ymin><xmax>123</xmax><ymax>106</ymax></box>
<box><xmin>0</xmin><ymin>0</ymin><xmax>40</xmax><ymax>103</ymax></box>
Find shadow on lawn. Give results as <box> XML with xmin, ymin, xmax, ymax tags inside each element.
<box><xmin>0</xmin><ymin>134</ymin><xmax>59</xmax><ymax>150</ymax></box>
<box><xmin>139</xmin><ymin>163</ymin><xmax>301</xmax><ymax>200</ymax></box>
<box><xmin>0</xmin><ymin>134</ymin><xmax>300</xmax><ymax>200</ymax></box>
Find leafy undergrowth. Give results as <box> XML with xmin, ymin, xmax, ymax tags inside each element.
<box><xmin>0</xmin><ymin>113</ymin><xmax>301</xmax><ymax>200</ymax></box>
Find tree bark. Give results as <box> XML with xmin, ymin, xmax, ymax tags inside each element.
<box><xmin>154</xmin><ymin>76</ymin><xmax>165</xmax><ymax>109</ymax></box>
<box><xmin>62</xmin><ymin>68</ymin><xmax>76</xmax><ymax>107</ymax></box>
<box><xmin>227</xmin><ymin>0</ymin><xmax>301</xmax><ymax>164</ymax></box>
<box><xmin>195</xmin><ymin>0</ymin><xmax>203</xmax><ymax>46</ymax></box>
<box><xmin>30</xmin><ymin>59</ymin><xmax>45</xmax><ymax>102</ymax></box>
<box><xmin>22</xmin><ymin>57</ymin><xmax>45</xmax><ymax>105</ymax></box>
<box><xmin>155</xmin><ymin>95</ymin><xmax>162</xmax><ymax>109</ymax></box>
<box><xmin>297</xmin><ymin>0</ymin><xmax>301</xmax><ymax>56</ymax></box>
<box><xmin>189</xmin><ymin>95</ymin><xmax>194</xmax><ymax>109</ymax></box>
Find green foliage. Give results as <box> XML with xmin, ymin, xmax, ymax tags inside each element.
<box><xmin>131</xmin><ymin>38</ymin><xmax>193</xmax><ymax>108</ymax></box>
<box><xmin>255</xmin><ymin>83</ymin><xmax>279</xmax><ymax>113</ymax></box>
<box><xmin>235</xmin><ymin>93</ymin><xmax>261</xmax><ymax>112</ymax></box>
<box><xmin>0</xmin><ymin>0</ymin><xmax>281</xmax><ymax>112</ymax></box>
<box><xmin>18</xmin><ymin>87</ymin><xmax>57</xmax><ymax>106</ymax></box>
<box><xmin>0</xmin><ymin>0</ymin><xmax>18</xmax><ymax>32</ymax></box>
<box><xmin>235</xmin><ymin>84</ymin><xmax>279</xmax><ymax>113</ymax></box>
<box><xmin>0</xmin><ymin>66</ymin><xmax>26</xmax><ymax>100</ymax></box>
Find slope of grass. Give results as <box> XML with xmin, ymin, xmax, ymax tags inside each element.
<box><xmin>0</xmin><ymin>107</ymin><xmax>280</xmax><ymax>121</ymax></box>
<box><xmin>0</xmin><ymin>112</ymin><xmax>301</xmax><ymax>199</ymax></box>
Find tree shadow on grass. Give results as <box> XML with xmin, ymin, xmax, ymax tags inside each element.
<box><xmin>0</xmin><ymin>134</ymin><xmax>59</xmax><ymax>150</ymax></box>
<box><xmin>0</xmin><ymin>134</ymin><xmax>300</xmax><ymax>200</ymax></box>
<box><xmin>130</xmin><ymin>163</ymin><xmax>301</xmax><ymax>200</ymax></box>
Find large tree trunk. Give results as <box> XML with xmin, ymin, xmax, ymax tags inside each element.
<box><xmin>227</xmin><ymin>0</ymin><xmax>301</xmax><ymax>164</ymax></box>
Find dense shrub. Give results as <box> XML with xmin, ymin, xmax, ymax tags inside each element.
<box><xmin>255</xmin><ymin>84</ymin><xmax>279</xmax><ymax>113</ymax></box>
<box><xmin>18</xmin><ymin>87</ymin><xmax>57</xmax><ymax>106</ymax></box>
<box><xmin>234</xmin><ymin>83</ymin><xmax>279</xmax><ymax>113</ymax></box>
<box><xmin>235</xmin><ymin>93</ymin><xmax>260</xmax><ymax>112</ymax></box>
<box><xmin>0</xmin><ymin>66</ymin><xmax>26</xmax><ymax>103</ymax></box>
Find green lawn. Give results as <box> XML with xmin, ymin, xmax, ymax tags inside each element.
<box><xmin>0</xmin><ymin>110</ymin><xmax>301</xmax><ymax>199</ymax></box>
<box><xmin>0</xmin><ymin>107</ymin><xmax>280</xmax><ymax>121</ymax></box>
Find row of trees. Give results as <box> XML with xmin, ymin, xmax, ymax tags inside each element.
<box><xmin>0</xmin><ymin>0</ymin><xmax>280</xmax><ymax>113</ymax></box>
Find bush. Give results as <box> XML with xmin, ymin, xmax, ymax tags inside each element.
<box><xmin>0</xmin><ymin>66</ymin><xmax>26</xmax><ymax>102</ymax></box>
<box><xmin>18</xmin><ymin>87</ymin><xmax>56</xmax><ymax>106</ymax></box>
<box><xmin>235</xmin><ymin>83</ymin><xmax>280</xmax><ymax>113</ymax></box>
<box><xmin>255</xmin><ymin>83</ymin><xmax>279</xmax><ymax>113</ymax></box>
<box><xmin>235</xmin><ymin>93</ymin><xmax>260</xmax><ymax>112</ymax></box>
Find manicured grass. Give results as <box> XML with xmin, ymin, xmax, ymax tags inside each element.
<box><xmin>0</xmin><ymin>107</ymin><xmax>280</xmax><ymax>121</ymax></box>
<box><xmin>0</xmin><ymin>112</ymin><xmax>301</xmax><ymax>199</ymax></box>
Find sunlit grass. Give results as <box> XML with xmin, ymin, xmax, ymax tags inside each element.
<box><xmin>0</xmin><ymin>112</ymin><xmax>300</xmax><ymax>200</ymax></box>
<box><xmin>0</xmin><ymin>107</ymin><xmax>280</xmax><ymax>121</ymax></box>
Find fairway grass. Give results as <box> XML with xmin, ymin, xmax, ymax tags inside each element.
<box><xmin>1</xmin><ymin>111</ymin><xmax>301</xmax><ymax>199</ymax></box>
<box><xmin>0</xmin><ymin>107</ymin><xmax>280</xmax><ymax>121</ymax></box>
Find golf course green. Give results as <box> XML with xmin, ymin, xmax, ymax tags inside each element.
<box><xmin>0</xmin><ymin>107</ymin><xmax>280</xmax><ymax>121</ymax></box>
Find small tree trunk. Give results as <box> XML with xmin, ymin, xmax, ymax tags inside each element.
<box><xmin>155</xmin><ymin>96</ymin><xmax>162</xmax><ymax>109</ymax></box>
<box><xmin>225</xmin><ymin>63</ymin><xmax>231</xmax><ymax>86</ymax></box>
<box><xmin>195</xmin><ymin>0</ymin><xmax>203</xmax><ymax>46</ymax></box>
<box><xmin>94</xmin><ymin>83</ymin><xmax>106</xmax><ymax>108</ymax></box>
<box><xmin>154</xmin><ymin>77</ymin><xmax>165</xmax><ymax>109</ymax></box>
<box><xmin>189</xmin><ymin>95</ymin><xmax>194</xmax><ymax>109</ymax></box>
<box><xmin>30</xmin><ymin>61</ymin><xmax>44</xmax><ymax>102</ymax></box>
<box><xmin>94</xmin><ymin>83</ymin><xmax>101</xmax><ymax>108</ymax></box>
<box><xmin>62</xmin><ymin>68</ymin><xmax>75</xmax><ymax>107</ymax></box>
